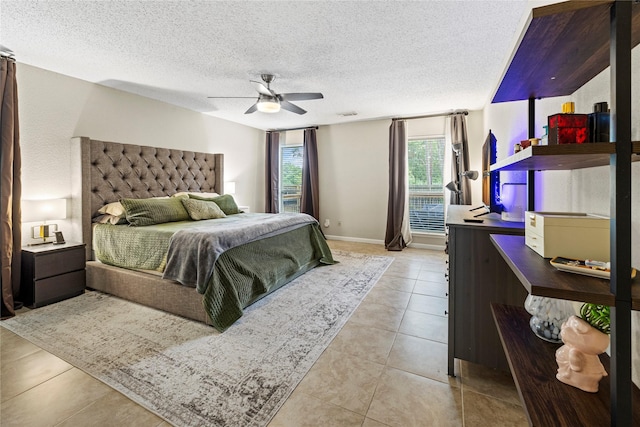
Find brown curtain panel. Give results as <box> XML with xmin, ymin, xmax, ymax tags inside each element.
<box><xmin>264</xmin><ymin>131</ymin><xmax>280</xmax><ymax>213</ymax></box>
<box><xmin>385</xmin><ymin>120</ymin><xmax>407</xmax><ymax>251</ymax></box>
<box><xmin>1</xmin><ymin>56</ymin><xmax>22</xmax><ymax>318</ymax></box>
<box><xmin>300</xmin><ymin>128</ymin><xmax>320</xmax><ymax>220</ymax></box>
<box><xmin>450</xmin><ymin>113</ymin><xmax>471</xmax><ymax>205</ymax></box>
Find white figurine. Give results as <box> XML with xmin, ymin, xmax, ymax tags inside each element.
<box><xmin>556</xmin><ymin>315</ymin><xmax>609</xmax><ymax>393</ymax></box>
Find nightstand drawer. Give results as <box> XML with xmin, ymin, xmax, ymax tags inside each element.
<box><xmin>32</xmin><ymin>246</ymin><xmax>85</xmax><ymax>280</ymax></box>
<box><xmin>29</xmin><ymin>270</ymin><xmax>86</xmax><ymax>308</ymax></box>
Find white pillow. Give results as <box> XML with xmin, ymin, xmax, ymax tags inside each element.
<box><xmin>172</xmin><ymin>191</ymin><xmax>220</xmax><ymax>199</ymax></box>
<box><xmin>98</xmin><ymin>201</ymin><xmax>124</xmax><ymax>216</ymax></box>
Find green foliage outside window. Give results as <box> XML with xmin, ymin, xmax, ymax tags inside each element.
<box><xmin>281</xmin><ymin>146</ymin><xmax>303</xmax><ymax>186</ymax></box>
<box><xmin>408</xmin><ymin>138</ymin><xmax>444</xmax><ymax>189</ymax></box>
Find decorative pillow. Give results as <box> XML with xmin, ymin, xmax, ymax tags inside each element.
<box><xmin>92</xmin><ymin>214</ymin><xmax>128</xmax><ymax>225</ymax></box>
<box><xmin>98</xmin><ymin>201</ymin><xmax>125</xmax><ymax>216</ymax></box>
<box><xmin>120</xmin><ymin>197</ymin><xmax>190</xmax><ymax>226</ymax></box>
<box><xmin>172</xmin><ymin>191</ymin><xmax>220</xmax><ymax>199</ymax></box>
<box><xmin>189</xmin><ymin>194</ymin><xmax>241</xmax><ymax>215</ymax></box>
<box><xmin>181</xmin><ymin>198</ymin><xmax>227</xmax><ymax>221</ymax></box>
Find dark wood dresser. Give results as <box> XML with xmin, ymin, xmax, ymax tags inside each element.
<box><xmin>21</xmin><ymin>242</ymin><xmax>86</xmax><ymax>308</ymax></box>
<box><xmin>446</xmin><ymin>205</ymin><xmax>527</xmax><ymax>375</ymax></box>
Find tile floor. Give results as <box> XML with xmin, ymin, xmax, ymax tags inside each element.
<box><xmin>0</xmin><ymin>240</ymin><xmax>528</xmax><ymax>426</ymax></box>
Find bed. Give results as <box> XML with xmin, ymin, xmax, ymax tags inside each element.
<box><xmin>71</xmin><ymin>137</ymin><xmax>334</xmax><ymax>330</ymax></box>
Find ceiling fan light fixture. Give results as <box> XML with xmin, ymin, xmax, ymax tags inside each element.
<box><xmin>256</xmin><ymin>95</ymin><xmax>280</xmax><ymax>113</ymax></box>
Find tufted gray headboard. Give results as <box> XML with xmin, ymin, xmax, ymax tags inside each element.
<box><xmin>72</xmin><ymin>137</ymin><xmax>224</xmax><ymax>260</ymax></box>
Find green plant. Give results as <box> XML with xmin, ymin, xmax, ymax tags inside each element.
<box><xmin>580</xmin><ymin>303</ymin><xmax>610</xmax><ymax>335</ymax></box>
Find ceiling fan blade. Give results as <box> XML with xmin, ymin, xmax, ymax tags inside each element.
<box><xmin>280</xmin><ymin>100</ymin><xmax>307</xmax><ymax>115</ymax></box>
<box><xmin>278</xmin><ymin>93</ymin><xmax>324</xmax><ymax>101</ymax></box>
<box><xmin>244</xmin><ymin>103</ymin><xmax>259</xmax><ymax>114</ymax></box>
<box><xmin>250</xmin><ymin>80</ymin><xmax>274</xmax><ymax>96</ymax></box>
<box><xmin>207</xmin><ymin>96</ymin><xmax>256</xmax><ymax>99</ymax></box>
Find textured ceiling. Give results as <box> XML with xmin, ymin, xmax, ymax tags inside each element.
<box><xmin>1</xmin><ymin>0</ymin><xmax>533</xmax><ymax>131</ymax></box>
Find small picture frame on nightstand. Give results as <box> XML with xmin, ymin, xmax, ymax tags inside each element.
<box><xmin>53</xmin><ymin>231</ymin><xmax>65</xmax><ymax>244</ymax></box>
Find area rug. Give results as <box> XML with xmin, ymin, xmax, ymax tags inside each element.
<box><xmin>1</xmin><ymin>250</ymin><xmax>392</xmax><ymax>427</ymax></box>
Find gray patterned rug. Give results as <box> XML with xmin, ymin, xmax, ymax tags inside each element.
<box><xmin>1</xmin><ymin>250</ymin><xmax>392</xmax><ymax>427</ymax></box>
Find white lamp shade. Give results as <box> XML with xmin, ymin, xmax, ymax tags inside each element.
<box><xmin>257</xmin><ymin>99</ymin><xmax>280</xmax><ymax>113</ymax></box>
<box><xmin>22</xmin><ymin>199</ymin><xmax>67</xmax><ymax>223</ymax></box>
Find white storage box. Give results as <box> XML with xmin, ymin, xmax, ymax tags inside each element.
<box><xmin>525</xmin><ymin>211</ymin><xmax>609</xmax><ymax>260</ymax></box>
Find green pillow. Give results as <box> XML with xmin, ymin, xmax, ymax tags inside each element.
<box><xmin>181</xmin><ymin>198</ymin><xmax>227</xmax><ymax>220</ymax></box>
<box><xmin>189</xmin><ymin>194</ymin><xmax>241</xmax><ymax>215</ymax></box>
<box><xmin>120</xmin><ymin>197</ymin><xmax>190</xmax><ymax>226</ymax></box>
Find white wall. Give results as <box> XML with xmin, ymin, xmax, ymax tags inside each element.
<box><xmin>484</xmin><ymin>45</ymin><xmax>640</xmax><ymax>386</ymax></box>
<box><xmin>317</xmin><ymin>110</ymin><xmax>485</xmax><ymax>247</ymax></box>
<box><xmin>17</xmin><ymin>63</ymin><xmax>264</xmax><ymax>244</ymax></box>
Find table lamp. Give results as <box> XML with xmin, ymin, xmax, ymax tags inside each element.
<box><xmin>22</xmin><ymin>198</ymin><xmax>67</xmax><ymax>244</ymax></box>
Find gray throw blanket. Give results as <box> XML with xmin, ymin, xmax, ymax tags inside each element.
<box><xmin>163</xmin><ymin>213</ymin><xmax>316</xmax><ymax>294</ymax></box>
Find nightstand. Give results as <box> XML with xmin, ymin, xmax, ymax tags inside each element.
<box><xmin>21</xmin><ymin>242</ymin><xmax>86</xmax><ymax>308</ymax></box>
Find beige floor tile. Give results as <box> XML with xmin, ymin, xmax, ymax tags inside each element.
<box><xmin>387</xmin><ymin>333</ymin><xmax>459</xmax><ymax>387</ymax></box>
<box><xmin>328</xmin><ymin>322</ymin><xmax>396</xmax><ymax>365</ymax></box>
<box><xmin>1</xmin><ymin>368</ymin><xmax>112</xmax><ymax>426</ymax></box>
<box><xmin>460</xmin><ymin>361</ymin><xmax>521</xmax><ymax>406</ymax></box>
<box><xmin>375</xmin><ymin>275</ymin><xmax>416</xmax><ymax>293</ymax></box>
<box><xmin>349</xmin><ymin>301</ymin><xmax>405</xmax><ymax>332</ymax></box>
<box><xmin>268</xmin><ymin>391</ymin><xmax>364</xmax><ymax>427</ymax></box>
<box><xmin>416</xmin><ymin>269</ymin><xmax>446</xmax><ymax>284</ymax></box>
<box><xmin>0</xmin><ymin>328</ymin><xmax>41</xmax><ymax>363</ymax></box>
<box><xmin>406</xmin><ymin>294</ymin><xmax>447</xmax><ymax>317</ymax></box>
<box><xmin>413</xmin><ymin>279</ymin><xmax>448</xmax><ymax>298</ymax></box>
<box><xmin>462</xmin><ymin>390</ymin><xmax>528</xmax><ymax>427</ymax></box>
<box><xmin>362</xmin><ymin>417</ymin><xmax>391</xmax><ymax>427</ymax></box>
<box><xmin>363</xmin><ymin>287</ymin><xmax>411</xmax><ymax>310</ymax></box>
<box><xmin>1</xmin><ymin>348</ymin><xmax>73</xmax><ymax>402</ymax></box>
<box><xmin>295</xmin><ymin>348</ymin><xmax>385</xmax><ymax>415</ymax></box>
<box><xmin>367</xmin><ymin>367</ymin><xmax>463</xmax><ymax>427</ymax></box>
<box><xmin>56</xmin><ymin>389</ymin><xmax>165</xmax><ymax>427</ymax></box>
<box><xmin>399</xmin><ymin>310</ymin><xmax>448</xmax><ymax>343</ymax></box>
<box><xmin>384</xmin><ymin>264</ymin><xmax>422</xmax><ymax>280</ymax></box>
<box><xmin>419</xmin><ymin>262</ymin><xmax>447</xmax><ymax>273</ymax></box>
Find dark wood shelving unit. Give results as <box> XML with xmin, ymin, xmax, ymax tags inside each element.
<box><xmin>492</xmin><ymin>1</ymin><xmax>640</xmax><ymax>103</ymax></box>
<box><xmin>490</xmin><ymin>143</ymin><xmax>640</xmax><ymax>172</ymax></box>
<box><xmin>487</xmin><ymin>0</ymin><xmax>638</xmax><ymax>425</ymax></box>
<box><xmin>490</xmin><ymin>234</ymin><xmax>640</xmax><ymax>310</ymax></box>
<box><xmin>491</xmin><ymin>304</ymin><xmax>640</xmax><ymax>427</ymax></box>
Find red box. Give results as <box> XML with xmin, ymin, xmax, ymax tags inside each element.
<box><xmin>548</xmin><ymin>114</ymin><xmax>589</xmax><ymax>144</ymax></box>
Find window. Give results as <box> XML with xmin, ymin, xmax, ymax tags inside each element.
<box><xmin>280</xmin><ymin>145</ymin><xmax>303</xmax><ymax>213</ymax></box>
<box><xmin>408</xmin><ymin>136</ymin><xmax>446</xmax><ymax>233</ymax></box>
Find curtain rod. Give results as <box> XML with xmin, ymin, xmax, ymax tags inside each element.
<box><xmin>267</xmin><ymin>126</ymin><xmax>319</xmax><ymax>133</ymax></box>
<box><xmin>392</xmin><ymin>110</ymin><xmax>468</xmax><ymax>121</ymax></box>
<box><xmin>0</xmin><ymin>45</ymin><xmax>15</xmax><ymax>59</ymax></box>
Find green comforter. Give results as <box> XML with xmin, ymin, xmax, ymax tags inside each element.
<box><xmin>93</xmin><ymin>215</ymin><xmax>334</xmax><ymax>330</ymax></box>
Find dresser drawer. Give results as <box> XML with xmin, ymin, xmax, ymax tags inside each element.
<box><xmin>525</xmin><ymin>233</ymin><xmax>545</xmax><ymax>257</ymax></box>
<box><xmin>30</xmin><ymin>270</ymin><xmax>86</xmax><ymax>308</ymax></box>
<box><xmin>33</xmin><ymin>246</ymin><xmax>85</xmax><ymax>279</ymax></box>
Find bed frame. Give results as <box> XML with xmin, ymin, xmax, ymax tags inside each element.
<box><xmin>71</xmin><ymin>137</ymin><xmax>223</xmax><ymax>325</ymax></box>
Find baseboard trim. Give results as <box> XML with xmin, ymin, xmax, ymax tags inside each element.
<box><xmin>325</xmin><ymin>235</ymin><xmax>445</xmax><ymax>252</ymax></box>
<box><xmin>325</xmin><ymin>235</ymin><xmax>384</xmax><ymax>245</ymax></box>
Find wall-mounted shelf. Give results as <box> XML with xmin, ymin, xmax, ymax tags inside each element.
<box><xmin>492</xmin><ymin>1</ymin><xmax>640</xmax><ymax>103</ymax></box>
<box><xmin>488</xmin><ymin>0</ymin><xmax>638</xmax><ymax>424</ymax></box>
<box><xmin>491</xmin><ymin>303</ymin><xmax>640</xmax><ymax>427</ymax></box>
<box><xmin>490</xmin><ymin>234</ymin><xmax>640</xmax><ymax>310</ymax></box>
<box><xmin>490</xmin><ymin>142</ymin><xmax>640</xmax><ymax>172</ymax></box>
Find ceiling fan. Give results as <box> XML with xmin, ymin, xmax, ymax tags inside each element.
<box><xmin>208</xmin><ymin>74</ymin><xmax>323</xmax><ymax>115</ymax></box>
